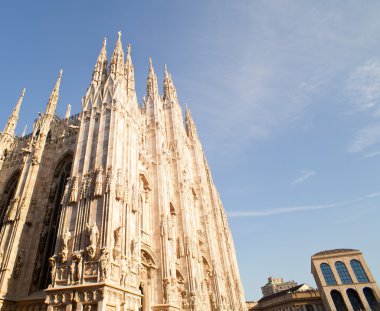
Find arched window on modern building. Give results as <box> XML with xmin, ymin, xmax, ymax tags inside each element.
<box><xmin>350</xmin><ymin>259</ymin><xmax>370</xmax><ymax>283</ymax></box>
<box><xmin>335</xmin><ymin>261</ymin><xmax>353</xmax><ymax>284</ymax></box>
<box><xmin>0</xmin><ymin>171</ymin><xmax>20</xmax><ymax>230</ymax></box>
<box><xmin>347</xmin><ymin>288</ymin><xmax>365</xmax><ymax>311</ymax></box>
<box><xmin>321</xmin><ymin>263</ymin><xmax>337</xmax><ymax>285</ymax></box>
<box><xmin>331</xmin><ymin>290</ymin><xmax>348</xmax><ymax>311</ymax></box>
<box><xmin>363</xmin><ymin>287</ymin><xmax>380</xmax><ymax>311</ymax></box>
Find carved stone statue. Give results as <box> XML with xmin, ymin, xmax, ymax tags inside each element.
<box><xmin>120</xmin><ymin>255</ymin><xmax>129</xmax><ymax>286</ymax></box>
<box><xmin>13</xmin><ymin>249</ymin><xmax>24</xmax><ymax>279</ymax></box>
<box><xmin>94</xmin><ymin>168</ymin><xmax>103</xmax><ymax>197</ymax></box>
<box><xmin>7</xmin><ymin>196</ymin><xmax>19</xmax><ymax>222</ymax></box>
<box><xmin>99</xmin><ymin>248</ymin><xmax>109</xmax><ymax>281</ymax></box>
<box><xmin>68</xmin><ymin>259</ymin><xmax>76</xmax><ymax>285</ymax></box>
<box><xmin>115</xmin><ymin>168</ymin><xmax>123</xmax><ymax>200</ymax></box>
<box><xmin>60</xmin><ymin>228</ymin><xmax>71</xmax><ymax>262</ymax></box>
<box><xmin>86</xmin><ymin>222</ymin><xmax>99</xmax><ymax>259</ymax></box>
<box><xmin>105</xmin><ymin>166</ymin><xmax>113</xmax><ymax>193</ymax></box>
<box><xmin>72</xmin><ymin>252</ymin><xmax>82</xmax><ymax>283</ymax></box>
<box><xmin>69</xmin><ymin>176</ymin><xmax>79</xmax><ymax>203</ymax></box>
<box><xmin>163</xmin><ymin>277</ymin><xmax>171</xmax><ymax>304</ymax></box>
<box><xmin>113</xmin><ymin>226</ymin><xmax>122</xmax><ymax>260</ymax></box>
<box><xmin>48</xmin><ymin>257</ymin><xmax>57</xmax><ymax>285</ymax></box>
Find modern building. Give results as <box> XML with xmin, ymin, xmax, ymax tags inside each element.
<box><xmin>251</xmin><ymin>284</ymin><xmax>324</xmax><ymax>311</ymax></box>
<box><xmin>0</xmin><ymin>32</ymin><xmax>247</xmax><ymax>310</ymax></box>
<box><xmin>311</xmin><ymin>249</ymin><xmax>380</xmax><ymax>311</ymax></box>
<box><xmin>261</xmin><ymin>277</ymin><xmax>298</xmax><ymax>297</ymax></box>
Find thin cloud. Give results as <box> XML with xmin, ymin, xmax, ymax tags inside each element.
<box><xmin>291</xmin><ymin>170</ymin><xmax>316</xmax><ymax>185</ymax></box>
<box><xmin>345</xmin><ymin>60</ymin><xmax>380</xmax><ymax>114</ymax></box>
<box><xmin>228</xmin><ymin>192</ymin><xmax>380</xmax><ymax>218</ymax></box>
<box><xmin>347</xmin><ymin>124</ymin><xmax>380</xmax><ymax>153</ymax></box>
<box><xmin>363</xmin><ymin>150</ymin><xmax>380</xmax><ymax>159</ymax></box>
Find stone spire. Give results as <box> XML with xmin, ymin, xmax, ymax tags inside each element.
<box><xmin>125</xmin><ymin>43</ymin><xmax>135</xmax><ymax>96</ymax></box>
<box><xmin>92</xmin><ymin>37</ymin><xmax>108</xmax><ymax>85</ymax></box>
<box><xmin>21</xmin><ymin>125</ymin><xmax>27</xmax><ymax>137</ymax></box>
<box><xmin>163</xmin><ymin>64</ymin><xmax>178</xmax><ymax>102</ymax></box>
<box><xmin>109</xmin><ymin>31</ymin><xmax>125</xmax><ymax>80</ymax></box>
<box><xmin>65</xmin><ymin>104</ymin><xmax>71</xmax><ymax>119</ymax></box>
<box><xmin>185</xmin><ymin>104</ymin><xmax>197</xmax><ymax>138</ymax></box>
<box><xmin>146</xmin><ymin>57</ymin><xmax>159</xmax><ymax>99</ymax></box>
<box><xmin>3</xmin><ymin>88</ymin><xmax>25</xmax><ymax>135</ymax></box>
<box><xmin>45</xmin><ymin>69</ymin><xmax>62</xmax><ymax>116</ymax></box>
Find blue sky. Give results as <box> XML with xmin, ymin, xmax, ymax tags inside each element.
<box><xmin>1</xmin><ymin>1</ymin><xmax>380</xmax><ymax>301</ymax></box>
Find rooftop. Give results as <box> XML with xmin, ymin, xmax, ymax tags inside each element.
<box><xmin>312</xmin><ymin>249</ymin><xmax>359</xmax><ymax>257</ymax></box>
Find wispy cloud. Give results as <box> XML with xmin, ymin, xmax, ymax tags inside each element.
<box><xmin>345</xmin><ymin>60</ymin><xmax>380</xmax><ymax>154</ymax></box>
<box><xmin>345</xmin><ymin>60</ymin><xmax>380</xmax><ymax>114</ymax></box>
<box><xmin>291</xmin><ymin>170</ymin><xmax>316</xmax><ymax>185</ymax></box>
<box><xmin>227</xmin><ymin>192</ymin><xmax>380</xmax><ymax>218</ymax></box>
<box><xmin>347</xmin><ymin>124</ymin><xmax>380</xmax><ymax>153</ymax></box>
<box><xmin>363</xmin><ymin>150</ymin><xmax>380</xmax><ymax>159</ymax></box>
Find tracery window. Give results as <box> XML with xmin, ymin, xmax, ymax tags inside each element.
<box><xmin>347</xmin><ymin>288</ymin><xmax>365</xmax><ymax>311</ymax></box>
<box><xmin>331</xmin><ymin>290</ymin><xmax>348</xmax><ymax>311</ymax></box>
<box><xmin>33</xmin><ymin>156</ymin><xmax>72</xmax><ymax>290</ymax></box>
<box><xmin>363</xmin><ymin>287</ymin><xmax>380</xmax><ymax>311</ymax></box>
<box><xmin>0</xmin><ymin>171</ymin><xmax>20</xmax><ymax>230</ymax></box>
<box><xmin>335</xmin><ymin>261</ymin><xmax>353</xmax><ymax>284</ymax></box>
<box><xmin>350</xmin><ymin>259</ymin><xmax>369</xmax><ymax>283</ymax></box>
<box><xmin>320</xmin><ymin>263</ymin><xmax>337</xmax><ymax>285</ymax></box>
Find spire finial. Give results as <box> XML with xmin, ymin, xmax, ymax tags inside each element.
<box><xmin>92</xmin><ymin>37</ymin><xmax>108</xmax><ymax>85</ymax></box>
<box><xmin>3</xmin><ymin>88</ymin><xmax>26</xmax><ymax>135</ymax></box>
<box><xmin>109</xmin><ymin>31</ymin><xmax>125</xmax><ymax>79</ymax></box>
<box><xmin>127</xmin><ymin>43</ymin><xmax>131</xmax><ymax>56</ymax></box>
<box><xmin>65</xmin><ymin>103</ymin><xmax>72</xmax><ymax>119</ymax></box>
<box><xmin>149</xmin><ymin>57</ymin><xmax>153</xmax><ymax>72</ymax></box>
<box><xmin>21</xmin><ymin>125</ymin><xmax>27</xmax><ymax>137</ymax></box>
<box><xmin>45</xmin><ymin>69</ymin><xmax>62</xmax><ymax>116</ymax></box>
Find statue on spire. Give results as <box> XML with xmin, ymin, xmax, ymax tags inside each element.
<box><xmin>109</xmin><ymin>31</ymin><xmax>125</xmax><ymax>80</ymax></box>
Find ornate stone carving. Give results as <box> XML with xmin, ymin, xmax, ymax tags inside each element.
<box><xmin>115</xmin><ymin>168</ymin><xmax>123</xmax><ymax>200</ymax></box>
<box><xmin>69</xmin><ymin>176</ymin><xmax>79</xmax><ymax>203</ymax></box>
<box><xmin>13</xmin><ymin>249</ymin><xmax>24</xmax><ymax>279</ymax></box>
<box><xmin>113</xmin><ymin>226</ymin><xmax>122</xmax><ymax>260</ymax></box>
<box><xmin>49</xmin><ymin>257</ymin><xmax>57</xmax><ymax>286</ymax></box>
<box><xmin>86</xmin><ymin>222</ymin><xmax>99</xmax><ymax>259</ymax></box>
<box><xmin>105</xmin><ymin>165</ymin><xmax>113</xmax><ymax>193</ymax></box>
<box><xmin>99</xmin><ymin>247</ymin><xmax>110</xmax><ymax>281</ymax></box>
<box><xmin>120</xmin><ymin>255</ymin><xmax>129</xmax><ymax>286</ymax></box>
<box><xmin>6</xmin><ymin>196</ymin><xmax>19</xmax><ymax>222</ymax></box>
<box><xmin>60</xmin><ymin>228</ymin><xmax>71</xmax><ymax>262</ymax></box>
<box><xmin>94</xmin><ymin>167</ymin><xmax>103</xmax><ymax>197</ymax></box>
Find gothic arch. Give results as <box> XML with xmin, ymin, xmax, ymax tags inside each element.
<box><xmin>30</xmin><ymin>152</ymin><xmax>73</xmax><ymax>292</ymax></box>
<box><xmin>0</xmin><ymin>170</ymin><xmax>20</xmax><ymax>229</ymax></box>
<box><xmin>141</xmin><ymin>246</ymin><xmax>158</xmax><ymax>268</ymax></box>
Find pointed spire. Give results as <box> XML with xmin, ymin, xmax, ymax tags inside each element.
<box><xmin>3</xmin><ymin>88</ymin><xmax>26</xmax><ymax>135</ymax></box>
<box><xmin>45</xmin><ymin>69</ymin><xmax>62</xmax><ymax>116</ymax></box>
<box><xmin>125</xmin><ymin>43</ymin><xmax>135</xmax><ymax>96</ymax></box>
<box><xmin>185</xmin><ymin>104</ymin><xmax>197</xmax><ymax>138</ymax></box>
<box><xmin>147</xmin><ymin>57</ymin><xmax>159</xmax><ymax>99</ymax></box>
<box><xmin>92</xmin><ymin>37</ymin><xmax>108</xmax><ymax>85</ymax></box>
<box><xmin>22</xmin><ymin>125</ymin><xmax>27</xmax><ymax>138</ymax></box>
<box><xmin>163</xmin><ymin>65</ymin><xmax>178</xmax><ymax>102</ymax></box>
<box><xmin>110</xmin><ymin>31</ymin><xmax>125</xmax><ymax>80</ymax></box>
<box><xmin>65</xmin><ymin>104</ymin><xmax>71</xmax><ymax>119</ymax></box>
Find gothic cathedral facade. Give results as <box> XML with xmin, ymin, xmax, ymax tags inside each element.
<box><xmin>0</xmin><ymin>32</ymin><xmax>247</xmax><ymax>311</ymax></box>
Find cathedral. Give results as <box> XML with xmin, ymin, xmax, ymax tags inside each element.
<box><xmin>0</xmin><ymin>32</ymin><xmax>246</xmax><ymax>311</ymax></box>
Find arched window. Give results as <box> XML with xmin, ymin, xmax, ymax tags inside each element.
<box><xmin>363</xmin><ymin>287</ymin><xmax>380</xmax><ymax>311</ymax></box>
<box><xmin>0</xmin><ymin>171</ymin><xmax>20</xmax><ymax>230</ymax></box>
<box><xmin>347</xmin><ymin>288</ymin><xmax>365</xmax><ymax>311</ymax></box>
<box><xmin>350</xmin><ymin>260</ymin><xmax>369</xmax><ymax>283</ymax></box>
<box><xmin>321</xmin><ymin>263</ymin><xmax>337</xmax><ymax>285</ymax></box>
<box><xmin>331</xmin><ymin>290</ymin><xmax>348</xmax><ymax>311</ymax></box>
<box><xmin>31</xmin><ymin>155</ymin><xmax>72</xmax><ymax>291</ymax></box>
<box><xmin>335</xmin><ymin>261</ymin><xmax>353</xmax><ymax>284</ymax></box>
